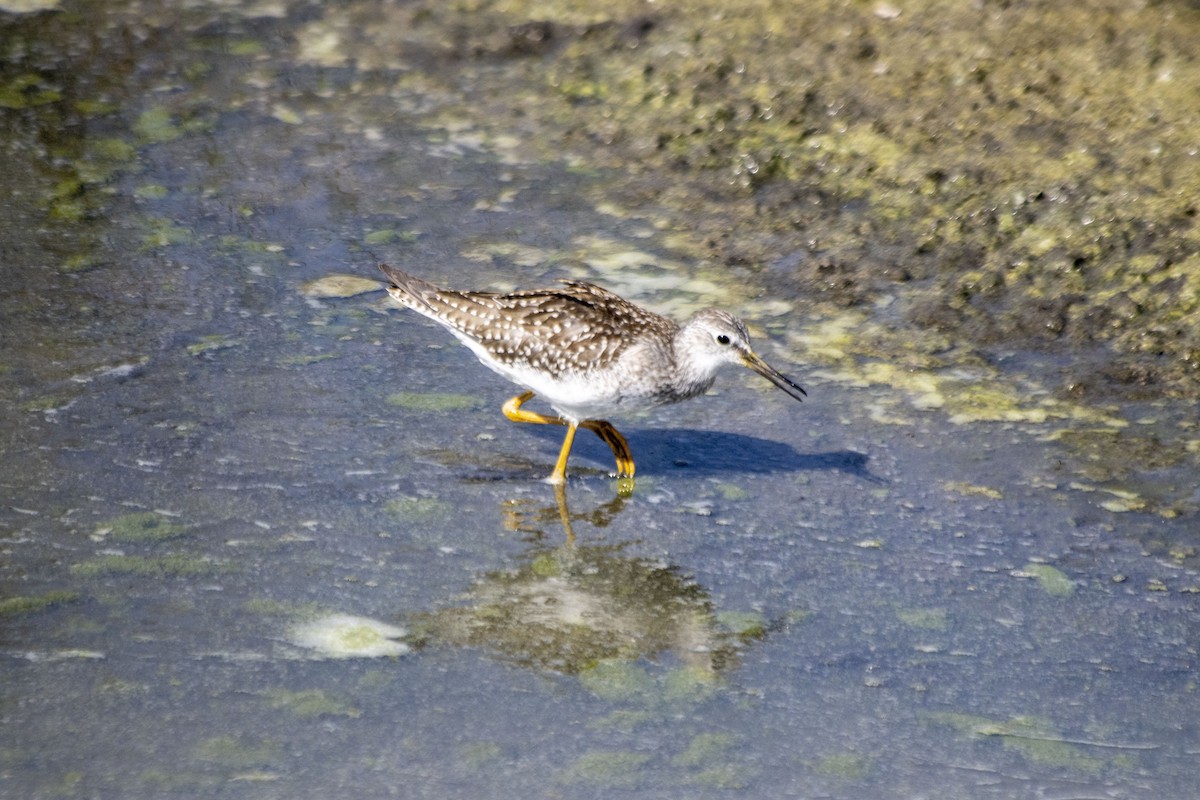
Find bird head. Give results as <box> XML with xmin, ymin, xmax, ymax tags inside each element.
<box><xmin>686</xmin><ymin>309</ymin><xmax>807</xmax><ymax>401</ymax></box>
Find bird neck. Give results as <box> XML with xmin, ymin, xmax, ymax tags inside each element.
<box><xmin>669</xmin><ymin>324</ymin><xmax>720</xmax><ymax>400</ymax></box>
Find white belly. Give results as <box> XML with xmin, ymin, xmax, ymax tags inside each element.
<box><xmin>459</xmin><ymin>337</ymin><xmax>673</xmax><ymax>424</ymax></box>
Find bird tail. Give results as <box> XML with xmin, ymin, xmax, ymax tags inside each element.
<box><xmin>378</xmin><ymin>263</ymin><xmax>440</xmax><ymax>314</ymax></box>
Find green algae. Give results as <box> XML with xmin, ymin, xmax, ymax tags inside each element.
<box><xmin>528</xmin><ymin>552</ymin><xmax>560</xmax><ymax>577</ymax></box>
<box><xmin>0</xmin><ymin>73</ymin><xmax>61</xmax><ymax>109</ymax></box>
<box><xmin>73</xmin><ymin>97</ymin><xmax>118</xmax><ymax>116</ymax></box>
<box><xmin>578</xmin><ymin>659</ymin><xmax>656</xmax><ymax>703</ymax></box>
<box><xmin>141</xmin><ymin>216</ymin><xmax>196</xmax><ymax>249</ymax></box>
<box><xmin>673</xmin><ymin>732</ymin><xmax>751</xmax><ymax>789</ymax></box>
<box><xmin>193</xmin><ymin>736</ymin><xmax>282</xmax><ymax>769</ymax></box>
<box><xmin>265</xmin><ymin>688</ymin><xmax>360</xmax><ymax>719</ymax></box>
<box><xmin>0</xmin><ymin>590</ymin><xmax>79</xmax><ymax>616</ymax></box>
<box><xmin>1021</xmin><ymin>563</ymin><xmax>1076</xmax><ymax>597</ymax></box>
<box><xmin>672</xmin><ymin>732</ymin><xmax>737</xmax><ymax>768</ymax></box>
<box><xmin>20</xmin><ymin>393</ymin><xmax>77</xmax><ymax>413</ymax></box>
<box><xmin>227</xmin><ymin>39</ymin><xmax>265</xmax><ymax>57</ymax></box>
<box><xmin>89</xmin><ymin>136</ymin><xmax>137</xmax><ymax>163</ymax></box>
<box><xmin>186</xmin><ymin>334</ymin><xmax>241</xmax><ymax>356</ymax></box>
<box><xmin>929</xmin><ymin>713</ymin><xmax>1109</xmax><ymax>772</ymax></box>
<box><xmin>95</xmin><ymin>511</ymin><xmax>185</xmax><ymax>542</ymax></box>
<box><xmin>896</xmin><ymin>607</ymin><xmax>950</xmax><ymax>632</ymax></box>
<box><xmin>133</xmin><ymin>106</ymin><xmax>183</xmax><ymax>144</ymax></box>
<box><xmin>457</xmin><ymin>741</ymin><xmax>504</xmax><ymax>770</ymax></box>
<box><xmin>383</xmin><ymin>495</ymin><xmax>452</xmax><ymax>522</ymax></box>
<box><xmin>69</xmin><ymin>554</ymin><xmax>221</xmax><ymax>578</ymax></box>
<box><xmin>133</xmin><ymin>183</ymin><xmax>168</xmax><ymax>200</ymax></box>
<box><xmin>364</xmin><ymin>228</ymin><xmax>420</xmax><ymax>246</ymax></box>
<box><xmin>713</xmin><ymin>481</ymin><xmax>749</xmax><ymax>501</ymax></box>
<box><xmin>813</xmin><ymin>752</ymin><xmax>871</xmax><ymax>780</ymax></box>
<box><xmin>943</xmin><ymin>482</ymin><xmax>1004</xmax><ymax>501</ymax></box>
<box><xmin>75</xmin><ymin>138</ymin><xmax>140</xmax><ymax>185</ymax></box>
<box><xmin>577</xmin><ymin>658</ymin><xmax>719</xmax><ymax>708</ymax></box>
<box><xmin>557</xmin><ymin>750</ymin><xmax>651</xmax><ymax>789</ymax></box>
<box><xmin>385</xmin><ymin>391</ymin><xmax>483</xmax><ymax>412</ymax></box>
<box><xmin>662</xmin><ymin>665</ymin><xmax>719</xmax><ymax>704</ymax></box>
<box><xmin>299</xmin><ymin>274</ymin><xmax>381</xmax><ymax>298</ymax></box>
<box><xmin>715</xmin><ymin>610</ymin><xmax>767</xmax><ymax>639</ymax></box>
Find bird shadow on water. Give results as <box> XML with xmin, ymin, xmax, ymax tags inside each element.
<box><xmin>635</xmin><ymin>428</ymin><xmax>882</xmax><ymax>483</ymax></box>
<box><xmin>501</xmin><ymin>425</ymin><xmax>885</xmax><ymax>485</ymax></box>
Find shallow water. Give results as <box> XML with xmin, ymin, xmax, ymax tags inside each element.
<box><xmin>2</xmin><ymin>3</ymin><xmax>1197</xmax><ymax>798</ymax></box>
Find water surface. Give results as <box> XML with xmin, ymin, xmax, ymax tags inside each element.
<box><xmin>2</xmin><ymin>2</ymin><xmax>1197</xmax><ymax>798</ymax></box>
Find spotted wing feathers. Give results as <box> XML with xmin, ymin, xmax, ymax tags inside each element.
<box><xmin>379</xmin><ymin>264</ymin><xmax>674</xmax><ymax>375</ymax></box>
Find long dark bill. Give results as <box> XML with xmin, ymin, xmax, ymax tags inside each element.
<box><xmin>741</xmin><ymin>352</ymin><xmax>807</xmax><ymax>402</ymax></box>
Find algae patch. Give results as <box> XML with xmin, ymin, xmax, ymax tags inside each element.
<box><xmin>896</xmin><ymin>607</ymin><xmax>950</xmax><ymax>632</ymax></box>
<box><xmin>288</xmin><ymin>613</ymin><xmax>409</xmax><ymax>659</ymax></box>
<box><xmin>714</xmin><ymin>610</ymin><xmax>768</xmax><ymax>639</ymax></box>
<box><xmin>265</xmin><ymin>688</ymin><xmax>361</xmax><ymax>719</ymax></box>
<box><xmin>364</xmin><ymin>228</ymin><xmax>420</xmax><ymax>246</ymax></box>
<box><xmin>385</xmin><ymin>391</ymin><xmax>483</xmax><ymax>412</ymax></box>
<box><xmin>1016</xmin><ymin>563</ymin><xmax>1076</xmax><ymax>597</ymax></box>
<box><xmin>0</xmin><ymin>72</ymin><xmax>61</xmax><ymax>108</ymax></box>
<box><xmin>457</xmin><ymin>741</ymin><xmax>504</xmax><ymax>770</ymax></box>
<box><xmin>578</xmin><ymin>658</ymin><xmax>718</xmax><ymax>708</ymax></box>
<box><xmin>194</xmin><ymin>736</ymin><xmax>282</xmax><ymax>769</ymax></box>
<box><xmin>929</xmin><ymin>713</ymin><xmax>1111</xmax><ymax>772</ymax></box>
<box><xmin>943</xmin><ymin>482</ymin><xmax>1004</xmax><ymax>501</ymax></box>
<box><xmin>578</xmin><ymin>659</ymin><xmax>658</xmax><ymax>703</ymax></box>
<box><xmin>0</xmin><ymin>591</ymin><xmax>79</xmax><ymax>616</ymax></box>
<box><xmin>383</xmin><ymin>495</ymin><xmax>453</xmax><ymax>522</ymax></box>
<box><xmin>133</xmin><ymin>106</ymin><xmax>184</xmax><ymax>144</ymax></box>
<box><xmin>672</xmin><ymin>732</ymin><xmax>750</xmax><ymax>789</ymax></box>
<box><xmin>93</xmin><ymin>511</ymin><xmax>185</xmax><ymax>543</ymax></box>
<box><xmin>557</xmin><ymin>750</ymin><xmax>651</xmax><ymax>789</ymax></box>
<box><xmin>300</xmin><ymin>273</ymin><xmax>383</xmax><ymax>298</ymax></box>
<box><xmin>186</xmin><ymin>334</ymin><xmax>242</xmax><ymax>357</ymax></box>
<box><xmin>813</xmin><ymin>752</ymin><xmax>871</xmax><ymax>780</ymax></box>
<box><xmin>140</xmin><ymin>216</ymin><xmax>197</xmax><ymax>250</ymax></box>
<box><xmin>69</xmin><ymin>554</ymin><xmax>220</xmax><ymax>578</ymax></box>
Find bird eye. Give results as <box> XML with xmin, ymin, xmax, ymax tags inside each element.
<box><xmin>716</xmin><ymin>334</ymin><xmax>731</xmax><ymax>345</ymax></box>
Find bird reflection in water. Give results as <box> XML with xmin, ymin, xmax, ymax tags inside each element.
<box><xmin>409</xmin><ymin>486</ymin><xmax>769</xmax><ymax>676</ymax></box>
<box><xmin>502</xmin><ymin>483</ymin><xmax>627</xmax><ymax>544</ymax></box>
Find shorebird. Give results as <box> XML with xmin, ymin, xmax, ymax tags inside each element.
<box><xmin>379</xmin><ymin>263</ymin><xmax>805</xmax><ymax>489</ymax></box>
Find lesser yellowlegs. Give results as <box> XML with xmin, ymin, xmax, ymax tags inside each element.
<box><xmin>379</xmin><ymin>263</ymin><xmax>806</xmax><ymax>487</ymax></box>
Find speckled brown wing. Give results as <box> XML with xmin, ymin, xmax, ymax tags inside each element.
<box><xmin>419</xmin><ymin>281</ymin><xmax>677</xmax><ymax>377</ymax></box>
<box><xmin>379</xmin><ymin>263</ymin><xmax>680</xmax><ymax>377</ymax></box>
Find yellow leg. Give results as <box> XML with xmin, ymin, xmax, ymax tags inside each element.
<box><xmin>503</xmin><ymin>391</ymin><xmax>565</xmax><ymax>426</ymax></box>
<box><xmin>501</xmin><ymin>392</ymin><xmax>636</xmax><ymax>490</ymax></box>
<box><xmin>549</xmin><ymin>423</ymin><xmax>578</xmax><ymax>485</ymax></box>
<box><xmin>580</xmin><ymin>420</ymin><xmax>635</xmax><ymax>479</ymax></box>
<box><xmin>503</xmin><ymin>392</ymin><xmax>574</xmax><ymax>483</ymax></box>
